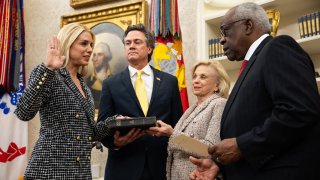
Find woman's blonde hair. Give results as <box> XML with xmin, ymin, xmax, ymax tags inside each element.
<box><xmin>57</xmin><ymin>22</ymin><xmax>95</xmax><ymax>77</ymax></box>
<box><xmin>192</xmin><ymin>60</ymin><xmax>230</xmax><ymax>98</ymax></box>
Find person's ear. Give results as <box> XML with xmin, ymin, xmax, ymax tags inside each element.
<box><xmin>245</xmin><ymin>19</ymin><xmax>254</xmax><ymax>35</ymax></box>
<box><xmin>148</xmin><ymin>47</ymin><xmax>152</xmax><ymax>54</ymax></box>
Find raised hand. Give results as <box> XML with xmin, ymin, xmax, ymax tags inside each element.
<box><xmin>44</xmin><ymin>36</ymin><xmax>65</xmax><ymax>70</ymax></box>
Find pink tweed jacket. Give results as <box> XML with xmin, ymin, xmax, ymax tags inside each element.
<box><xmin>166</xmin><ymin>94</ymin><xmax>226</xmax><ymax>180</ymax></box>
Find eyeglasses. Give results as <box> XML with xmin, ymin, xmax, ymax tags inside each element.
<box><xmin>220</xmin><ymin>19</ymin><xmax>248</xmax><ymax>38</ymax></box>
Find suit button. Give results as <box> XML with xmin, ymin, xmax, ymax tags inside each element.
<box><xmin>76</xmin><ymin>157</ymin><xmax>80</xmax><ymax>162</ymax></box>
<box><xmin>42</xmin><ymin>77</ymin><xmax>46</xmax><ymax>81</ymax></box>
<box><xmin>76</xmin><ymin>135</ymin><xmax>81</xmax><ymax>140</ymax></box>
<box><xmin>88</xmin><ymin>136</ymin><xmax>92</xmax><ymax>141</ymax></box>
<box><xmin>36</xmin><ymin>86</ymin><xmax>40</xmax><ymax>89</ymax></box>
<box><xmin>75</xmin><ymin>114</ymin><xmax>80</xmax><ymax>119</ymax></box>
<box><xmin>39</xmin><ymin>81</ymin><xmax>43</xmax><ymax>85</ymax></box>
<box><xmin>87</xmin><ymin>156</ymin><xmax>91</xmax><ymax>160</ymax></box>
<box><xmin>44</xmin><ymin>73</ymin><xmax>47</xmax><ymax>77</ymax></box>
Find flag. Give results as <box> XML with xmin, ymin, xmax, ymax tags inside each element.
<box><xmin>0</xmin><ymin>0</ymin><xmax>27</xmax><ymax>179</ymax></box>
<box><xmin>0</xmin><ymin>88</ymin><xmax>27</xmax><ymax>180</ymax></box>
<box><xmin>0</xmin><ymin>0</ymin><xmax>25</xmax><ymax>92</ymax></box>
<box><xmin>149</xmin><ymin>0</ymin><xmax>189</xmax><ymax>112</ymax></box>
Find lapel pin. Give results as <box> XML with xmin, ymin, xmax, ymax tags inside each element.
<box><xmin>156</xmin><ymin>77</ymin><xmax>161</xmax><ymax>81</ymax></box>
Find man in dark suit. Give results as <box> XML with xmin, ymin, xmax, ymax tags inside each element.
<box><xmin>190</xmin><ymin>2</ymin><xmax>320</xmax><ymax>180</ymax></box>
<box><xmin>97</xmin><ymin>24</ymin><xmax>183</xmax><ymax>180</ymax></box>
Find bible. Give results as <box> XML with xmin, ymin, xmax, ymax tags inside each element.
<box><xmin>108</xmin><ymin>116</ymin><xmax>157</xmax><ymax>135</ymax></box>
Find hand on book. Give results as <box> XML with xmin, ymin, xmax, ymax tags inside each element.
<box><xmin>108</xmin><ymin>116</ymin><xmax>157</xmax><ymax>133</ymax></box>
<box><xmin>146</xmin><ymin>120</ymin><xmax>173</xmax><ymax>137</ymax></box>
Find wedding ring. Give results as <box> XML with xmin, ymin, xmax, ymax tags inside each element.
<box><xmin>215</xmin><ymin>157</ymin><xmax>221</xmax><ymax>163</ymax></box>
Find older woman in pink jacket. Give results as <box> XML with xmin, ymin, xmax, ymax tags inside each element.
<box><xmin>147</xmin><ymin>61</ymin><xmax>230</xmax><ymax>180</ymax></box>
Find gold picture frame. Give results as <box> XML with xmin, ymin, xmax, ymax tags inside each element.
<box><xmin>70</xmin><ymin>0</ymin><xmax>118</xmax><ymax>9</ymax></box>
<box><xmin>62</xmin><ymin>0</ymin><xmax>148</xmax><ymax>120</ymax></box>
<box><xmin>62</xmin><ymin>0</ymin><xmax>148</xmax><ymax>29</ymax></box>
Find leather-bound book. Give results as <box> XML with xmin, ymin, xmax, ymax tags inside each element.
<box><xmin>108</xmin><ymin>116</ymin><xmax>157</xmax><ymax>135</ymax></box>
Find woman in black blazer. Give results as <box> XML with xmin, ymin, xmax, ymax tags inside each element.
<box><xmin>16</xmin><ymin>22</ymin><xmax>112</xmax><ymax>180</ymax></box>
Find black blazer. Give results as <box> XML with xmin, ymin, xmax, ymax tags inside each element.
<box><xmin>221</xmin><ymin>35</ymin><xmax>320</xmax><ymax>180</ymax></box>
<box><xmin>15</xmin><ymin>64</ymin><xmax>112</xmax><ymax>179</ymax></box>
<box><xmin>98</xmin><ymin>65</ymin><xmax>183</xmax><ymax>180</ymax></box>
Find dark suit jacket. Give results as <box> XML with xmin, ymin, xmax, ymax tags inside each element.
<box><xmin>98</xmin><ymin>65</ymin><xmax>183</xmax><ymax>180</ymax></box>
<box><xmin>221</xmin><ymin>35</ymin><xmax>320</xmax><ymax>180</ymax></box>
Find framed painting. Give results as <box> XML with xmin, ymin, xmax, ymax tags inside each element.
<box><xmin>62</xmin><ymin>0</ymin><xmax>148</xmax><ymax>120</ymax></box>
<box><xmin>70</xmin><ymin>0</ymin><xmax>117</xmax><ymax>9</ymax></box>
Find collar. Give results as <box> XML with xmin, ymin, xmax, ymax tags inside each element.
<box><xmin>244</xmin><ymin>34</ymin><xmax>269</xmax><ymax>61</ymax></box>
<box><xmin>128</xmin><ymin>65</ymin><xmax>152</xmax><ymax>77</ymax></box>
<box><xmin>58</xmin><ymin>67</ymin><xmax>69</xmax><ymax>77</ymax></box>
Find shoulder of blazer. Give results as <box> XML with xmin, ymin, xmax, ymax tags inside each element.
<box><xmin>251</xmin><ymin>36</ymin><xmax>273</xmax><ymax>57</ymax></box>
<box><xmin>103</xmin><ymin>68</ymin><xmax>128</xmax><ymax>84</ymax></box>
<box><xmin>270</xmin><ymin>35</ymin><xmax>303</xmax><ymax>51</ymax></box>
<box><xmin>260</xmin><ymin>35</ymin><xmax>307</xmax><ymax>61</ymax></box>
<box><xmin>265</xmin><ymin>35</ymin><xmax>305</xmax><ymax>52</ymax></box>
<box><xmin>151</xmin><ymin>65</ymin><xmax>177</xmax><ymax>82</ymax></box>
<box><xmin>205</xmin><ymin>94</ymin><xmax>227</xmax><ymax>109</ymax></box>
<box><xmin>272</xmin><ymin>34</ymin><xmax>295</xmax><ymax>42</ymax></box>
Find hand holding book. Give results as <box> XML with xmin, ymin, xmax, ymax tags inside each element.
<box><xmin>146</xmin><ymin>120</ymin><xmax>174</xmax><ymax>137</ymax></box>
<box><xmin>108</xmin><ymin>115</ymin><xmax>151</xmax><ymax>148</ymax></box>
<box><xmin>113</xmin><ymin>127</ymin><xmax>145</xmax><ymax>148</ymax></box>
<box><xmin>108</xmin><ymin>115</ymin><xmax>157</xmax><ymax>132</ymax></box>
